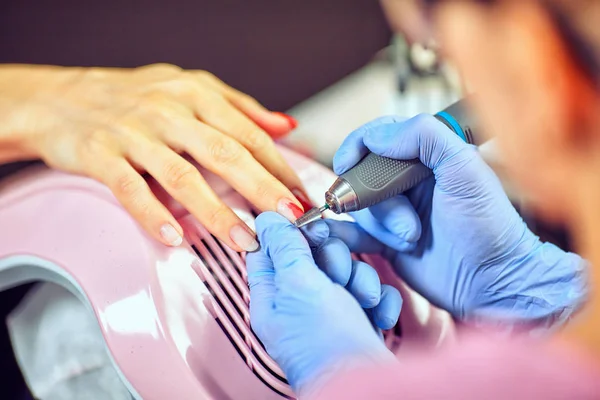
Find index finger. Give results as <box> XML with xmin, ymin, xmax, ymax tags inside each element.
<box><xmin>255</xmin><ymin>212</ymin><xmax>330</xmax><ymax>294</ymax></box>
<box><xmin>333</xmin><ymin>115</ymin><xmax>406</xmax><ymax>175</ymax></box>
<box><xmin>193</xmin><ymin>94</ymin><xmax>308</xmax><ymax>201</ymax></box>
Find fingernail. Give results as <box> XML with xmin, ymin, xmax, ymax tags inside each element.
<box><xmin>292</xmin><ymin>188</ymin><xmax>314</xmax><ymax>211</ymax></box>
<box><xmin>230</xmin><ymin>225</ymin><xmax>259</xmax><ymax>252</ymax></box>
<box><xmin>273</xmin><ymin>112</ymin><xmax>298</xmax><ymax>130</ymax></box>
<box><xmin>160</xmin><ymin>224</ymin><xmax>183</xmax><ymax>246</ymax></box>
<box><xmin>277</xmin><ymin>198</ymin><xmax>304</xmax><ymax>222</ymax></box>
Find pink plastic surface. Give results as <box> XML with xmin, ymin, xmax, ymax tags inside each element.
<box><xmin>314</xmin><ymin>334</ymin><xmax>600</xmax><ymax>400</ymax></box>
<box><xmin>0</xmin><ymin>146</ymin><xmax>455</xmax><ymax>399</ymax></box>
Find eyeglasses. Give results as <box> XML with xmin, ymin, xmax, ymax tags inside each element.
<box><xmin>408</xmin><ymin>0</ymin><xmax>599</xmax><ymax>83</ymax></box>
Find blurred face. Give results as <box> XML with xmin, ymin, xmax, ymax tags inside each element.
<box><xmin>385</xmin><ymin>0</ymin><xmax>600</xmax><ymax>224</ymax></box>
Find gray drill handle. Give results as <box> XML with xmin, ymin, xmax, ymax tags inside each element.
<box><xmin>339</xmin><ymin>155</ymin><xmax>432</xmax><ymax>210</ymax></box>
<box><xmin>338</xmin><ymin>100</ymin><xmax>475</xmax><ymax>211</ymax></box>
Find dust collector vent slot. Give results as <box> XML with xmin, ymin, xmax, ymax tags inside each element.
<box><xmin>190</xmin><ymin>221</ymin><xmax>402</xmax><ymax>398</ymax></box>
<box><xmin>190</xmin><ymin>226</ymin><xmax>295</xmax><ymax>399</ymax></box>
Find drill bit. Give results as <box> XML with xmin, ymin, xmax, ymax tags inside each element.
<box><xmin>294</xmin><ymin>204</ymin><xmax>329</xmax><ymax>228</ymax></box>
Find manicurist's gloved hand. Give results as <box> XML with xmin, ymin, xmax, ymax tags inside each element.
<box><xmin>247</xmin><ymin>213</ymin><xmax>399</xmax><ymax>397</ymax></box>
<box><xmin>300</xmin><ymin>219</ymin><xmax>402</xmax><ymax>332</ymax></box>
<box><xmin>329</xmin><ymin>114</ymin><xmax>588</xmax><ymax>330</ymax></box>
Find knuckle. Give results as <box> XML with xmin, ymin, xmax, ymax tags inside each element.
<box><xmin>412</xmin><ymin>113</ymin><xmax>439</xmax><ymax>130</ymax></box>
<box><xmin>144</xmin><ymin>63</ymin><xmax>182</xmax><ymax>75</ymax></box>
<box><xmin>238</xmin><ymin>92</ymin><xmax>257</xmax><ymax>103</ymax></box>
<box><xmin>159</xmin><ymin>78</ymin><xmax>197</xmax><ymax>97</ymax></box>
<box><xmin>253</xmin><ymin>179</ymin><xmax>276</xmax><ymax>200</ymax></box>
<box><xmin>243</xmin><ymin>129</ymin><xmax>271</xmax><ymax>152</ymax></box>
<box><xmin>205</xmin><ymin>205</ymin><xmax>232</xmax><ymax>228</ymax></box>
<box><xmin>114</xmin><ymin>173</ymin><xmax>143</xmax><ymax>198</ymax></box>
<box><xmin>208</xmin><ymin>137</ymin><xmax>245</xmax><ymax>164</ymax></box>
<box><xmin>163</xmin><ymin>161</ymin><xmax>199</xmax><ymax>190</ymax></box>
<box><xmin>115</xmin><ymin>180</ymin><xmax>153</xmax><ymax>219</ymax></box>
<box><xmin>82</xmin><ymin>130</ymin><xmax>112</xmax><ymax>156</ymax></box>
<box><xmin>140</xmin><ymin>90</ymin><xmax>170</xmax><ymax>107</ymax></box>
<box><xmin>194</xmin><ymin>70</ymin><xmax>216</xmax><ymax>82</ymax></box>
<box><xmin>232</xmin><ymin>90</ymin><xmax>256</xmax><ymax>103</ymax></box>
<box><xmin>139</xmin><ymin>94</ymin><xmax>182</xmax><ymax>121</ymax></box>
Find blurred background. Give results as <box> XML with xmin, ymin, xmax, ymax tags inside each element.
<box><xmin>0</xmin><ymin>1</ymin><xmax>568</xmax><ymax>398</ymax></box>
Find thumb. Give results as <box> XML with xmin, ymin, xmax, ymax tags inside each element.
<box><xmin>246</xmin><ymin>250</ymin><xmax>276</xmax><ymax>333</ymax></box>
<box><xmin>255</xmin><ymin>212</ymin><xmax>317</xmax><ymax>274</ymax></box>
<box><xmin>255</xmin><ymin>212</ymin><xmax>329</xmax><ymax>291</ymax></box>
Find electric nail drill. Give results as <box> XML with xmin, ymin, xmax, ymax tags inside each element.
<box><xmin>294</xmin><ymin>99</ymin><xmax>479</xmax><ymax>228</ymax></box>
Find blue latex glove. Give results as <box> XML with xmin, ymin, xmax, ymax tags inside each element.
<box><xmin>247</xmin><ymin>212</ymin><xmax>399</xmax><ymax>397</ymax></box>
<box><xmin>330</xmin><ymin>114</ymin><xmax>588</xmax><ymax>329</ymax></box>
<box><xmin>300</xmin><ymin>218</ymin><xmax>402</xmax><ymax>331</ymax></box>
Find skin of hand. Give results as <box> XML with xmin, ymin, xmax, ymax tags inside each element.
<box><xmin>330</xmin><ymin>114</ymin><xmax>588</xmax><ymax>329</ymax></box>
<box><xmin>431</xmin><ymin>1</ymin><xmax>600</xmax><ymax>356</ymax></box>
<box><xmin>0</xmin><ymin>63</ymin><xmax>309</xmax><ymax>251</ymax></box>
<box><xmin>247</xmin><ymin>212</ymin><xmax>400</xmax><ymax>397</ymax></box>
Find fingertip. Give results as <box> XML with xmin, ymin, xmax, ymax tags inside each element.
<box><xmin>368</xmin><ymin>196</ymin><xmax>422</xmax><ymax>245</ymax></box>
<box><xmin>229</xmin><ymin>224</ymin><xmax>259</xmax><ymax>252</ymax></box>
<box><xmin>401</xmin><ymin>217</ymin><xmax>422</xmax><ymax>243</ymax></box>
<box><xmin>292</xmin><ymin>188</ymin><xmax>315</xmax><ymax>212</ymax></box>
<box><xmin>276</xmin><ymin>197</ymin><xmax>305</xmax><ymax>223</ymax></box>
<box><xmin>240</xmin><ymin>111</ymin><xmax>291</xmax><ymax>140</ymax></box>
<box><xmin>331</xmin><ymin>115</ymin><xmax>402</xmax><ymax>173</ymax></box>
<box><xmin>396</xmin><ymin>240</ymin><xmax>418</xmax><ymax>253</ymax></box>
<box><xmin>272</xmin><ymin>112</ymin><xmax>298</xmax><ymax>130</ymax></box>
<box><xmin>261</xmin><ymin>124</ymin><xmax>292</xmax><ymax>140</ymax></box>
<box><xmin>159</xmin><ymin>223</ymin><xmax>184</xmax><ymax>246</ymax></box>
<box><xmin>334</xmin><ymin>117</ymin><xmax>406</xmax><ymax>175</ymax></box>
<box><xmin>225</xmin><ymin>90</ymin><xmax>293</xmax><ymax>138</ymax></box>
<box><xmin>374</xmin><ymin>285</ymin><xmax>402</xmax><ymax>330</ymax></box>
<box><xmin>261</xmin><ymin>111</ymin><xmax>298</xmax><ymax>137</ymax></box>
<box><xmin>300</xmin><ymin>219</ymin><xmax>330</xmax><ymax>249</ymax></box>
<box><xmin>314</xmin><ymin>237</ymin><xmax>352</xmax><ymax>286</ymax></box>
<box><xmin>332</xmin><ymin>148</ymin><xmax>356</xmax><ymax>175</ymax></box>
<box><xmin>392</xmin><ymin>215</ymin><xmax>422</xmax><ymax>245</ymax></box>
<box><xmin>362</xmin><ymin>123</ymin><xmax>402</xmax><ymax>155</ymax></box>
<box><xmin>348</xmin><ymin>260</ymin><xmax>381</xmax><ymax>309</ymax></box>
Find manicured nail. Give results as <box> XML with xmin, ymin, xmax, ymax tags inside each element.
<box><xmin>160</xmin><ymin>224</ymin><xmax>183</xmax><ymax>246</ymax></box>
<box><xmin>292</xmin><ymin>188</ymin><xmax>314</xmax><ymax>211</ymax></box>
<box><xmin>273</xmin><ymin>112</ymin><xmax>298</xmax><ymax>130</ymax></box>
<box><xmin>230</xmin><ymin>225</ymin><xmax>259</xmax><ymax>252</ymax></box>
<box><xmin>277</xmin><ymin>198</ymin><xmax>304</xmax><ymax>222</ymax></box>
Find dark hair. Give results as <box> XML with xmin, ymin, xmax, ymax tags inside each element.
<box><xmin>547</xmin><ymin>0</ymin><xmax>600</xmax><ymax>82</ymax></box>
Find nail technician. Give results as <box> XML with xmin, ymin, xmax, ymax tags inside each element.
<box><xmin>248</xmin><ymin>1</ymin><xmax>600</xmax><ymax>398</ymax></box>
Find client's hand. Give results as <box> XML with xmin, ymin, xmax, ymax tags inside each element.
<box><xmin>0</xmin><ymin>64</ymin><xmax>307</xmax><ymax>250</ymax></box>
<box><xmin>329</xmin><ymin>114</ymin><xmax>588</xmax><ymax>330</ymax></box>
<box><xmin>247</xmin><ymin>212</ymin><xmax>399</xmax><ymax>397</ymax></box>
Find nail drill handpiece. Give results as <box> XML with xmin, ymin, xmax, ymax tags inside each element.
<box><xmin>294</xmin><ymin>98</ymin><xmax>479</xmax><ymax>228</ymax></box>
